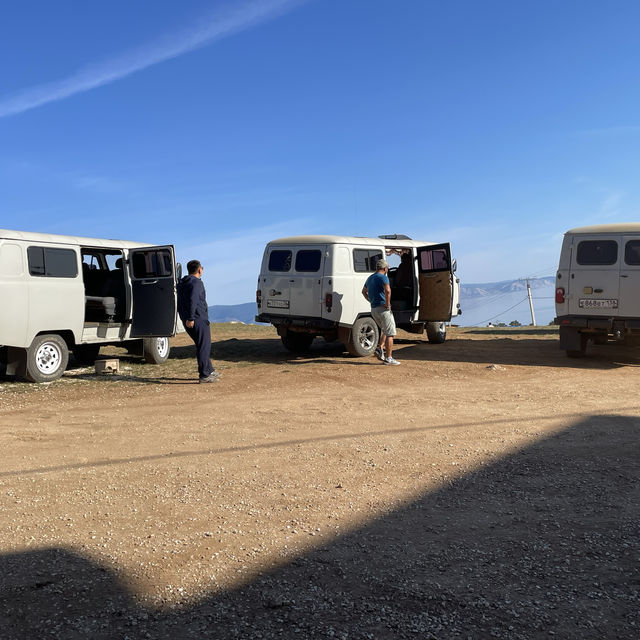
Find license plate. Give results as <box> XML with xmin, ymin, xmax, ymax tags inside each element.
<box><xmin>578</xmin><ymin>298</ymin><xmax>618</xmax><ymax>309</ymax></box>
<box><xmin>267</xmin><ymin>299</ymin><xmax>290</xmax><ymax>309</ymax></box>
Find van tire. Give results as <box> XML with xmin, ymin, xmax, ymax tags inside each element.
<box><xmin>26</xmin><ymin>334</ymin><xmax>69</xmax><ymax>383</ymax></box>
<box><xmin>281</xmin><ymin>331</ymin><xmax>314</xmax><ymax>353</ymax></box>
<box><xmin>566</xmin><ymin>335</ymin><xmax>588</xmax><ymax>358</ymax></box>
<box><xmin>426</xmin><ymin>322</ymin><xmax>447</xmax><ymax>344</ymax></box>
<box><xmin>346</xmin><ymin>316</ymin><xmax>379</xmax><ymax>357</ymax></box>
<box><xmin>143</xmin><ymin>337</ymin><xmax>170</xmax><ymax>364</ymax></box>
<box><xmin>73</xmin><ymin>344</ymin><xmax>101</xmax><ymax>365</ymax></box>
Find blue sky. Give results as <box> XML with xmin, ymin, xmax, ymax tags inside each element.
<box><xmin>2</xmin><ymin>0</ymin><xmax>640</xmax><ymax>303</ymax></box>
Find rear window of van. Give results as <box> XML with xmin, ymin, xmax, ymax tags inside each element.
<box><xmin>576</xmin><ymin>240</ymin><xmax>618</xmax><ymax>265</ymax></box>
<box><xmin>268</xmin><ymin>250</ymin><xmax>292</xmax><ymax>272</ymax></box>
<box><xmin>625</xmin><ymin>240</ymin><xmax>640</xmax><ymax>265</ymax></box>
<box><xmin>295</xmin><ymin>250</ymin><xmax>322</xmax><ymax>272</ymax></box>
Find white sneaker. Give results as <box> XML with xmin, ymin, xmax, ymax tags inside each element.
<box><xmin>374</xmin><ymin>347</ymin><xmax>385</xmax><ymax>361</ymax></box>
<box><xmin>384</xmin><ymin>356</ymin><xmax>400</xmax><ymax>366</ymax></box>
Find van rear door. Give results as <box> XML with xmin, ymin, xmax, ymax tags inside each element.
<box><xmin>263</xmin><ymin>247</ymin><xmax>293</xmax><ymax>316</ymax></box>
<box><xmin>567</xmin><ymin>237</ymin><xmax>620</xmax><ymax>317</ymax></box>
<box><xmin>128</xmin><ymin>245</ymin><xmax>177</xmax><ymax>337</ymax></box>
<box><xmin>416</xmin><ymin>243</ymin><xmax>454</xmax><ymax>322</ymax></box>
<box><xmin>289</xmin><ymin>246</ymin><xmax>325</xmax><ymax>318</ymax></box>
<box><xmin>618</xmin><ymin>236</ymin><xmax>640</xmax><ymax>317</ymax></box>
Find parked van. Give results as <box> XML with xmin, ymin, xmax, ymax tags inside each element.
<box><xmin>255</xmin><ymin>234</ymin><xmax>461</xmax><ymax>356</ymax></box>
<box><xmin>0</xmin><ymin>228</ymin><xmax>178</xmax><ymax>382</ymax></box>
<box><xmin>554</xmin><ymin>223</ymin><xmax>640</xmax><ymax>356</ymax></box>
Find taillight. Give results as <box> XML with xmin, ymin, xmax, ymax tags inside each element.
<box><xmin>555</xmin><ymin>287</ymin><xmax>565</xmax><ymax>304</ymax></box>
<box><xmin>256</xmin><ymin>289</ymin><xmax>262</xmax><ymax>307</ymax></box>
<box><xmin>325</xmin><ymin>293</ymin><xmax>333</xmax><ymax>312</ymax></box>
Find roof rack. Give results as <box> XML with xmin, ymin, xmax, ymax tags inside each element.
<box><xmin>378</xmin><ymin>234</ymin><xmax>412</xmax><ymax>240</ymax></box>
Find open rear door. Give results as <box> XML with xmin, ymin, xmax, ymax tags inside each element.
<box><xmin>416</xmin><ymin>243</ymin><xmax>454</xmax><ymax>322</ymax></box>
<box><xmin>129</xmin><ymin>245</ymin><xmax>177</xmax><ymax>337</ymax></box>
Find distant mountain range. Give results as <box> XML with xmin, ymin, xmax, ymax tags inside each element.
<box><xmin>461</xmin><ymin>276</ymin><xmax>555</xmax><ymax>300</ymax></box>
<box><xmin>209</xmin><ymin>276</ymin><xmax>557</xmax><ymax>327</ymax></box>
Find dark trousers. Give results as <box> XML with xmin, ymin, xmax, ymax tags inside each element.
<box><xmin>185</xmin><ymin>320</ymin><xmax>214</xmax><ymax>378</ymax></box>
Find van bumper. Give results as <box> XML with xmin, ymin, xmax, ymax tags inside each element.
<box><xmin>554</xmin><ymin>315</ymin><xmax>640</xmax><ymax>330</ymax></box>
<box><xmin>255</xmin><ymin>313</ymin><xmax>338</xmax><ymax>331</ymax></box>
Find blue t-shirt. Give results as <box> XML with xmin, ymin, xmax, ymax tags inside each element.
<box><xmin>365</xmin><ymin>272</ymin><xmax>389</xmax><ymax>308</ymax></box>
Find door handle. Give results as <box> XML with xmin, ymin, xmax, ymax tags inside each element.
<box><xmin>141</xmin><ymin>279</ymin><xmax>158</xmax><ymax>285</ymax></box>
<box><xmin>621</xmin><ymin>275</ymin><xmax>629</xmax><ymax>278</ymax></box>
<box><xmin>269</xmin><ymin>289</ymin><xmax>282</xmax><ymax>296</ymax></box>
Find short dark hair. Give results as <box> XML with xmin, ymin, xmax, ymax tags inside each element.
<box><xmin>187</xmin><ymin>260</ymin><xmax>202</xmax><ymax>274</ymax></box>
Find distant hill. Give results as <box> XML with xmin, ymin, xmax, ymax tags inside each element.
<box><xmin>209</xmin><ymin>276</ymin><xmax>557</xmax><ymax>327</ymax></box>
<box><xmin>461</xmin><ymin>276</ymin><xmax>555</xmax><ymax>300</ymax></box>
<box><xmin>209</xmin><ymin>302</ymin><xmax>260</xmax><ymax>324</ymax></box>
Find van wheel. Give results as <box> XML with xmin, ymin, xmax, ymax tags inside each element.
<box><xmin>73</xmin><ymin>344</ymin><xmax>101</xmax><ymax>365</ymax></box>
<box><xmin>346</xmin><ymin>317</ymin><xmax>379</xmax><ymax>357</ymax></box>
<box><xmin>143</xmin><ymin>337</ymin><xmax>170</xmax><ymax>364</ymax></box>
<box><xmin>426</xmin><ymin>322</ymin><xmax>447</xmax><ymax>344</ymax></box>
<box><xmin>281</xmin><ymin>331</ymin><xmax>314</xmax><ymax>353</ymax></box>
<box><xmin>566</xmin><ymin>335</ymin><xmax>588</xmax><ymax>358</ymax></box>
<box><xmin>26</xmin><ymin>334</ymin><xmax>69</xmax><ymax>383</ymax></box>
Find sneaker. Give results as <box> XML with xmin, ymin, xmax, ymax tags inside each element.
<box><xmin>374</xmin><ymin>347</ymin><xmax>385</xmax><ymax>361</ymax></box>
<box><xmin>384</xmin><ymin>356</ymin><xmax>401</xmax><ymax>366</ymax></box>
<box><xmin>199</xmin><ymin>371</ymin><xmax>221</xmax><ymax>383</ymax></box>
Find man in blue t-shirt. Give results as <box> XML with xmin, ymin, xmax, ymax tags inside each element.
<box><xmin>362</xmin><ymin>258</ymin><xmax>400</xmax><ymax>365</ymax></box>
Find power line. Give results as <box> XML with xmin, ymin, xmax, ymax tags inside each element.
<box><xmin>470</xmin><ymin>296</ymin><xmax>529</xmax><ymax>327</ymax></box>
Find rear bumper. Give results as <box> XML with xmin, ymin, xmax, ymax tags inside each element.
<box><xmin>255</xmin><ymin>313</ymin><xmax>338</xmax><ymax>332</ymax></box>
<box><xmin>554</xmin><ymin>315</ymin><xmax>640</xmax><ymax>330</ymax></box>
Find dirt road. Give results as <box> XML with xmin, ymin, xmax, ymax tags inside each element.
<box><xmin>1</xmin><ymin>325</ymin><xmax>639</xmax><ymax>638</ymax></box>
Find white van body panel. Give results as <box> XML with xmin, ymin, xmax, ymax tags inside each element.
<box><xmin>555</xmin><ymin>223</ymin><xmax>640</xmax><ymax>355</ymax></box>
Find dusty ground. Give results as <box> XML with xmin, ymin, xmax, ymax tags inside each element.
<box><xmin>0</xmin><ymin>325</ymin><xmax>639</xmax><ymax>639</ymax></box>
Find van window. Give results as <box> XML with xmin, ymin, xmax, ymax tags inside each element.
<box><xmin>625</xmin><ymin>240</ymin><xmax>640</xmax><ymax>266</ymax></box>
<box><xmin>27</xmin><ymin>246</ymin><xmax>78</xmax><ymax>278</ymax></box>
<box><xmin>295</xmin><ymin>250</ymin><xmax>322</xmax><ymax>272</ymax></box>
<box><xmin>268</xmin><ymin>250</ymin><xmax>292</xmax><ymax>272</ymax></box>
<box><xmin>354</xmin><ymin>249</ymin><xmax>383</xmax><ymax>272</ymax></box>
<box><xmin>576</xmin><ymin>240</ymin><xmax>618</xmax><ymax>266</ymax></box>
<box><xmin>132</xmin><ymin>249</ymin><xmax>172</xmax><ymax>278</ymax></box>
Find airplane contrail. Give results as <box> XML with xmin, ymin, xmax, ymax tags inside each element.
<box><xmin>0</xmin><ymin>0</ymin><xmax>306</xmax><ymax>119</ymax></box>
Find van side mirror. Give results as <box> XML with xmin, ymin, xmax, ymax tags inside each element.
<box><xmin>176</xmin><ymin>262</ymin><xmax>182</xmax><ymax>280</ymax></box>
<box><xmin>451</xmin><ymin>258</ymin><xmax>457</xmax><ymax>273</ymax></box>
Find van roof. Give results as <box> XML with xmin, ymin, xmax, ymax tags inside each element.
<box><xmin>267</xmin><ymin>235</ymin><xmax>437</xmax><ymax>248</ymax></box>
<box><xmin>0</xmin><ymin>228</ymin><xmax>152</xmax><ymax>249</ymax></box>
<box><xmin>566</xmin><ymin>223</ymin><xmax>640</xmax><ymax>235</ymax></box>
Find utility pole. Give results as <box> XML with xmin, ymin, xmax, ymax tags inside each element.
<box><xmin>526</xmin><ymin>280</ymin><xmax>537</xmax><ymax>326</ymax></box>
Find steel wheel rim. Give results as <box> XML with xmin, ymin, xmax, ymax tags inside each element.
<box><xmin>35</xmin><ymin>342</ymin><xmax>62</xmax><ymax>374</ymax></box>
<box><xmin>358</xmin><ymin>322</ymin><xmax>376</xmax><ymax>350</ymax></box>
<box><xmin>156</xmin><ymin>337</ymin><xmax>169</xmax><ymax>358</ymax></box>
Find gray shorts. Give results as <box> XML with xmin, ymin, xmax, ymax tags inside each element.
<box><xmin>371</xmin><ymin>306</ymin><xmax>397</xmax><ymax>337</ymax></box>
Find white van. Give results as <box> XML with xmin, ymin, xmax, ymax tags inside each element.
<box><xmin>0</xmin><ymin>228</ymin><xmax>178</xmax><ymax>382</ymax></box>
<box><xmin>255</xmin><ymin>234</ymin><xmax>461</xmax><ymax>356</ymax></box>
<box><xmin>554</xmin><ymin>223</ymin><xmax>640</xmax><ymax>356</ymax></box>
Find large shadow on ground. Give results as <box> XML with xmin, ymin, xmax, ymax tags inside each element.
<box><xmin>193</xmin><ymin>335</ymin><xmax>640</xmax><ymax>370</ymax></box>
<box><xmin>2</xmin><ymin>414</ymin><xmax>639</xmax><ymax>638</ymax></box>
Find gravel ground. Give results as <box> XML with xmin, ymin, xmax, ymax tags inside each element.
<box><xmin>0</xmin><ymin>325</ymin><xmax>639</xmax><ymax>639</ymax></box>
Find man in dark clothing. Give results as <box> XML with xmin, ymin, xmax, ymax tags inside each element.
<box><xmin>177</xmin><ymin>260</ymin><xmax>219</xmax><ymax>383</ymax></box>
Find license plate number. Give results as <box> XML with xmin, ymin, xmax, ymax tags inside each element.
<box><xmin>267</xmin><ymin>299</ymin><xmax>290</xmax><ymax>309</ymax></box>
<box><xmin>578</xmin><ymin>298</ymin><xmax>618</xmax><ymax>309</ymax></box>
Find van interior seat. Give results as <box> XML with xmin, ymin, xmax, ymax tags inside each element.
<box><xmin>82</xmin><ymin>261</ymin><xmax>124</xmax><ymax>322</ymax></box>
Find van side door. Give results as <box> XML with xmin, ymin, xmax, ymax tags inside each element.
<box><xmin>416</xmin><ymin>243</ymin><xmax>454</xmax><ymax>322</ymax></box>
<box><xmin>618</xmin><ymin>236</ymin><xmax>640</xmax><ymax>317</ymax></box>
<box><xmin>128</xmin><ymin>245</ymin><xmax>177</xmax><ymax>337</ymax></box>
